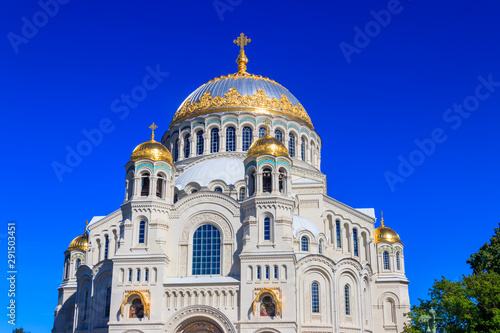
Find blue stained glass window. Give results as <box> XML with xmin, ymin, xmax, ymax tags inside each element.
<box><xmin>192</xmin><ymin>224</ymin><xmax>221</xmax><ymax>275</ymax></box>
<box><xmin>242</xmin><ymin>127</ymin><xmax>253</xmax><ymax>151</ymax></box>
<box><xmin>383</xmin><ymin>251</ymin><xmax>390</xmax><ymax>270</ymax></box>
<box><xmin>311</xmin><ymin>282</ymin><xmax>320</xmax><ymax>313</ymax></box>
<box><xmin>301</xmin><ymin>137</ymin><xmax>306</xmax><ymax>161</ymax></box>
<box><xmin>275</xmin><ymin>129</ymin><xmax>282</xmax><ymax>142</ymax></box>
<box><xmin>105</xmin><ymin>287</ymin><xmax>111</xmax><ymax>317</ymax></box>
<box><xmin>184</xmin><ymin>134</ymin><xmax>190</xmax><ymax>158</ymax></box>
<box><xmin>257</xmin><ymin>266</ymin><xmax>261</xmax><ymax>279</ymax></box>
<box><xmin>259</xmin><ymin>127</ymin><xmax>267</xmax><ymax>138</ymax></box>
<box><xmin>301</xmin><ymin>236</ymin><xmax>309</xmax><ymax>252</ymax></box>
<box><xmin>104</xmin><ymin>235</ymin><xmax>109</xmax><ymax>260</ymax></box>
<box><xmin>196</xmin><ymin>130</ymin><xmax>204</xmax><ymax>155</ymax></box>
<box><xmin>274</xmin><ymin>265</ymin><xmax>278</xmax><ymax>279</ymax></box>
<box><xmin>264</xmin><ymin>217</ymin><xmax>271</xmax><ymax>240</ymax></box>
<box><xmin>210</xmin><ymin>128</ymin><xmax>219</xmax><ymax>153</ymax></box>
<box><xmin>145</xmin><ymin>268</ymin><xmax>149</xmax><ymax>281</ymax></box>
<box><xmin>128</xmin><ymin>269</ymin><xmax>132</xmax><ymax>282</ymax></box>
<box><xmin>139</xmin><ymin>221</ymin><xmax>146</xmax><ymax>244</ymax></box>
<box><xmin>353</xmin><ymin>228</ymin><xmax>359</xmax><ymax>257</ymax></box>
<box><xmin>265</xmin><ymin>266</ymin><xmax>270</xmax><ymax>279</ymax></box>
<box><xmin>345</xmin><ymin>284</ymin><xmax>351</xmax><ymax>315</ymax></box>
<box><xmin>226</xmin><ymin>127</ymin><xmax>235</xmax><ymax>152</ymax></box>
<box><xmin>289</xmin><ymin>133</ymin><xmax>295</xmax><ymax>157</ymax></box>
<box><xmin>174</xmin><ymin>139</ymin><xmax>179</xmax><ymax>162</ymax></box>
<box><xmin>336</xmin><ymin>221</ymin><xmax>341</xmax><ymax>248</ymax></box>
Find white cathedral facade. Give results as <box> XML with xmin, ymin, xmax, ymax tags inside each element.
<box><xmin>53</xmin><ymin>34</ymin><xmax>410</xmax><ymax>333</ymax></box>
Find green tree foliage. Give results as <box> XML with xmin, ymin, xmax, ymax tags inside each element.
<box><xmin>403</xmin><ymin>223</ymin><xmax>500</xmax><ymax>333</ymax></box>
<box><xmin>13</xmin><ymin>329</ymin><xmax>30</xmax><ymax>333</ymax></box>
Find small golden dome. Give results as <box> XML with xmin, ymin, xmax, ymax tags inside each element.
<box><xmin>247</xmin><ymin>134</ymin><xmax>290</xmax><ymax>158</ymax></box>
<box><xmin>131</xmin><ymin>140</ymin><xmax>173</xmax><ymax>164</ymax></box>
<box><xmin>68</xmin><ymin>233</ymin><xmax>88</xmax><ymax>251</ymax></box>
<box><xmin>374</xmin><ymin>214</ymin><xmax>402</xmax><ymax>244</ymax></box>
<box><xmin>130</xmin><ymin>123</ymin><xmax>173</xmax><ymax>164</ymax></box>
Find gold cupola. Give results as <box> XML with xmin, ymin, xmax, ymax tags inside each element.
<box><xmin>247</xmin><ymin>122</ymin><xmax>290</xmax><ymax>158</ymax></box>
<box><xmin>68</xmin><ymin>221</ymin><xmax>89</xmax><ymax>252</ymax></box>
<box><xmin>130</xmin><ymin>123</ymin><xmax>173</xmax><ymax>164</ymax></box>
<box><xmin>374</xmin><ymin>213</ymin><xmax>402</xmax><ymax>244</ymax></box>
<box><xmin>170</xmin><ymin>33</ymin><xmax>313</xmax><ymax>129</ymax></box>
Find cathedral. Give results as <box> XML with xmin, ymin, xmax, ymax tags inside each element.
<box><xmin>52</xmin><ymin>34</ymin><xmax>410</xmax><ymax>333</ymax></box>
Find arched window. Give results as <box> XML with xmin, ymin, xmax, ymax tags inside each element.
<box><xmin>104</xmin><ymin>287</ymin><xmax>111</xmax><ymax>317</ymax></box>
<box><xmin>279</xmin><ymin>169</ymin><xmax>286</xmax><ymax>194</ymax></box>
<box><xmin>396</xmin><ymin>252</ymin><xmax>401</xmax><ymax>270</ymax></box>
<box><xmin>353</xmin><ymin>228</ymin><xmax>359</xmax><ymax>257</ymax></box>
<box><xmin>136</xmin><ymin>269</ymin><xmax>141</xmax><ymax>282</ymax></box>
<box><xmin>184</xmin><ymin>134</ymin><xmax>191</xmax><ymax>158</ymax></box>
<box><xmin>311</xmin><ymin>282</ymin><xmax>320</xmax><ymax>313</ymax></box>
<box><xmin>141</xmin><ymin>173</ymin><xmax>150</xmax><ymax>196</ymax></box>
<box><xmin>345</xmin><ymin>284</ymin><xmax>351</xmax><ymax>315</ymax></box>
<box><xmin>274</xmin><ymin>265</ymin><xmax>278</xmax><ymax>279</ymax></box>
<box><xmin>259</xmin><ymin>127</ymin><xmax>267</xmax><ymax>138</ymax></box>
<box><xmin>214</xmin><ymin>187</ymin><xmax>222</xmax><ymax>193</ymax></box>
<box><xmin>126</xmin><ymin>173</ymin><xmax>134</xmax><ymax>200</ymax></box>
<box><xmin>319</xmin><ymin>239</ymin><xmax>323</xmax><ymax>254</ymax></box>
<box><xmin>138</xmin><ymin>221</ymin><xmax>146</xmax><ymax>244</ymax></box>
<box><xmin>336</xmin><ymin>220</ymin><xmax>341</xmax><ymax>248</ymax></box>
<box><xmin>104</xmin><ymin>235</ymin><xmax>109</xmax><ymax>260</ymax></box>
<box><xmin>129</xmin><ymin>298</ymin><xmax>144</xmax><ymax>318</ymax></box>
<box><xmin>226</xmin><ymin>126</ymin><xmax>236</xmax><ymax>152</ymax></box>
<box><xmin>192</xmin><ymin>225</ymin><xmax>221</xmax><ymax>275</ymax></box>
<box><xmin>74</xmin><ymin>258</ymin><xmax>81</xmax><ymax>275</ymax></box>
<box><xmin>156</xmin><ymin>174</ymin><xmax>165</xmax><ymax>198</ymax></box>
<box><xmin>196</xmin><ymin>130</ymin><xmax>204</xmax><ymax>155</ymax></box>
<box><xmin>64</xmin><ymin>255</ymin><xmax>70</xmax><ymax>279</ymax></box>
<box><xmin>301</xmin><ymin>236</ymin><xmax>309</xmax><ymax>251</ymax></box>
<box><xmin>310</xmin><ymin>142</ymin><xmax>314</xmax><ymax>163</ymax></box>
<box><xmin>262</xmin><ymin>167</ymin><xmax>272</xmax><ymax>193</ymax></box>
<box><xmin>264</xmin><ymin>217</ymin><xmax>271</xmax><ymax>240</ymax></box>
<box><xmin>242</xmin><ymin>126</ymin><xmax>253</xmax><ymax>151</ymax></box>
<box><xmin>173</xmin><ymin>138</ymin><xmax>179</xmax><ymax>162</ymax></box>
<box><xmin>83</xmin><ymin>289</ymin><xmax>89</xmax><ymax>320</ymax></box>
<box><xmin>174</xmin><ymin>193</ymin><xmax>178</xmax><ymax>203</ymax></box>
<box><xmin>257</xmin><ymin>266</ymin><xmax>261</xmax><ymax>280</ymax></box>
<box><xmin>265</xmin><ymin>266</ymin><xmax>270</xmax><ymax>279</ymax></box>
<box><xmin>383</xmin><ymin>251</ymin><xmax>390</xmax><ymax>270</ymax></box>
<box><xmin>288</xmin><ymin>133</ymin><xmax>296</xmax><ymax>157</ymax></box>
<box><xmin>145</xmin><ymin>268</ymin><xmax>149</xmax><ymax>282</ymax></box>
<box><xmin>210</xmin><ymin>128</ymin><xmax>219</xmax><ymax>153</ymax></box>
<box><xmin>238</xmin><ymin>187</ymin><xmax>245</xmax><ymax>201</ymax></box>
<box><xmin>275</xmin><ymin>129</ymin><xmax>283</xmax><ymax>142</ymax></box>
<box><xmin>301</xmin><ymin>137</ymin><xmax>306</xmax><ymax>161</ymax></box>
<box><xmin>128</xmin><ymin>269</ymin><xmax>132</xmax><ymax>282</ymax></box>
<box><xmin>248</xmin><ymin>170</ymin><xmax>256</xmax><ymax>196</ymax></box>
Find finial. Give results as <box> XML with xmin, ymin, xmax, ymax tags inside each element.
<box><xmin>233</xmin><ymin>33</ymin><xmax>251</xmax><ymax>74</ymax></box>
<box><xmin>381</xmin><ymin>211</ymin><xmax>385</xmax><ymax>227</ymax></box>
<box><xmin>85</xmin><ymin>220</ymin><xmax>89</xmax><ymax>235</ymax></box>
<box><xmin>149</xmin><ymin>122</ymin><xmax>158</xmax><ymax>141</ymax></box>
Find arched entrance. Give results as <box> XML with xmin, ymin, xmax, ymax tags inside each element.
<box><xmin>164</xmin><ymin>305</ymin><xmax>237</xmax><ymax>333</ymax></box>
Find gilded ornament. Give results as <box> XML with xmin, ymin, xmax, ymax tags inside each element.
<box><xmin>130</xmin><ymin>123</ymin><xmax>173</xmax><ymax>164</ymax></box>
<box><xmin>171</xmin><ymin>88</ymin><xmax>313</xmax><ymax>129</ymax></box>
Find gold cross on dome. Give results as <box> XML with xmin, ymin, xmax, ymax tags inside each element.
<box><xmin>149</xmin><ymin>122</ymin><xmax>158</xmax><ymax>140</ymax></box>
<box><xmin>85</xmin><ymin>220</ymin><xmax>89</xmax><ymax>235</ymax></box>
<box><xmin>234</xmin><ymin>33</ymin><xmax>251</xmax><ymax>50</ymax></box>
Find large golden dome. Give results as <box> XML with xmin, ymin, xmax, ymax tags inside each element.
<box><xmin>170</xmin><ymin>34</ymin><xmax>313</xmax><ymax>129</ymax></box>
<box><xmin>130</xmin><ymin>123</ymin><xmax>173</xmax><ymax>164</ymax></box>
<box><xmin>68</xmin><ymin>233</ymin><xmax>88</xmax><ymax>252</ymax></box>
<box><xmin>374</xmin><ymin>216</ymin><xmax>402</xmax><ymax>244</ymax></box>
<box><xmin>247</xmin><ymin>133</ymin><xmax>290</xmax><ymax>158</ymax></box>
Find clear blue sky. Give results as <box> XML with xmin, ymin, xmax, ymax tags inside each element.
<box><xmin>2</xmin><ymin>0</ymin><xmax>500</xmax><ymax>331</ymax></box>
